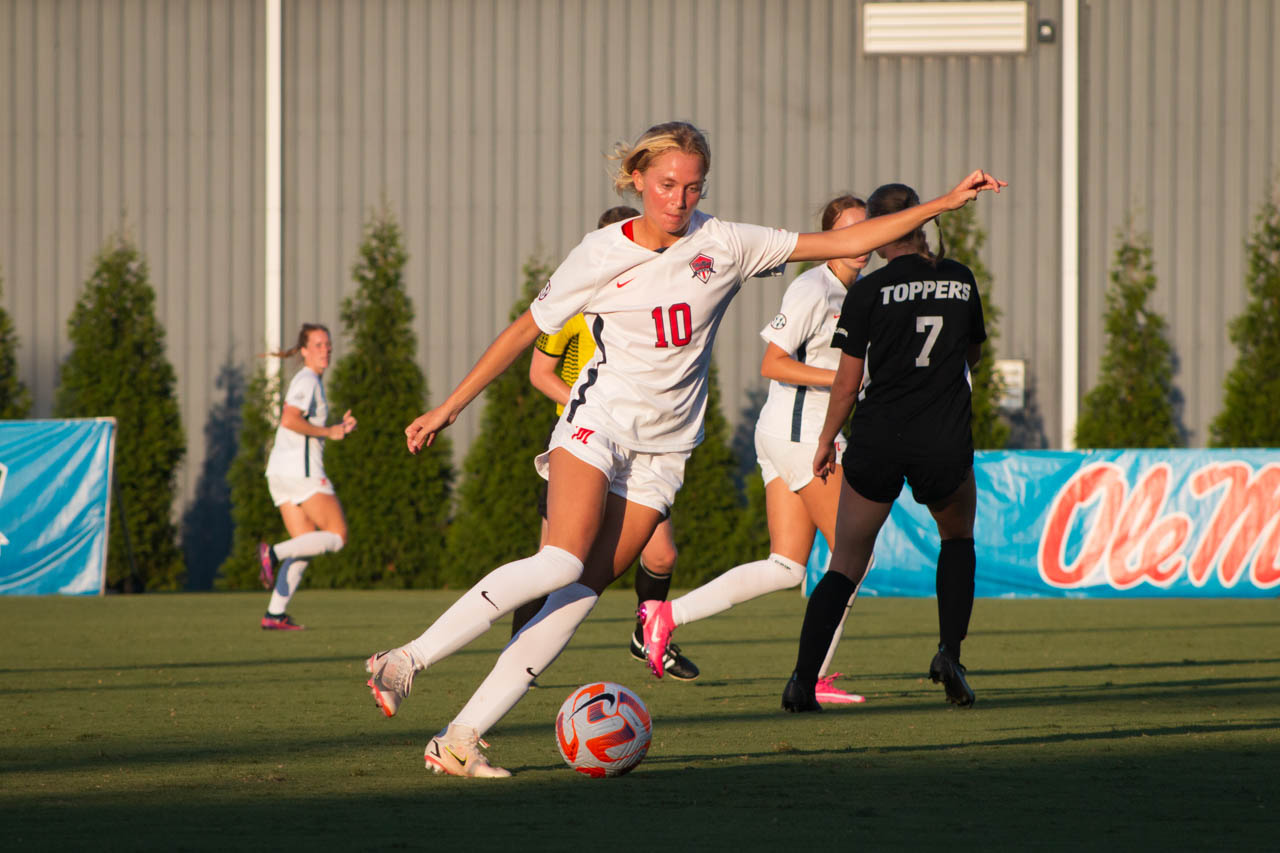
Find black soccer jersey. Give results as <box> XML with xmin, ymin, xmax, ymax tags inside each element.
<box><xmin>833</xmin><ymin>254</ymin><xmax>987</xmax><ymax>462</ymax></box>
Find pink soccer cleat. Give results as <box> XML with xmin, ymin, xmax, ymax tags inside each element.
<box><xmin>637</xmin><ymin>600</ymin><xmax>676</xmax><ymax>679</ymax></box>
<box><xmin>815</xmin><ymin>673</ymin><xmax>866</xmax><ymax>704</ymax></box>
<box><xmin>261</xmin><ymin>612</ymin><xmax>305</xmax><ymax>631</ymax></box>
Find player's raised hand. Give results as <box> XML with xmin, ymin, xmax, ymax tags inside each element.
<box><xmin>943</xmin><ymin>169</ymin><xmax>1007</xmax><ymax>210</ymax></box>
<box><xmin>342</xmin><ymin>409</ymin><xmax>357</xmax><ymax>435</ymax></box>
<box><xmin>405</xmin><ymin>406</ymin><xmax>456</xmax><ymax>453</ymax></box>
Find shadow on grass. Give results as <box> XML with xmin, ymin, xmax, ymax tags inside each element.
<box><xmin>3</xmin><ymin>739</ymin><xmax>1276</xmax><ymax>851</ymax></box>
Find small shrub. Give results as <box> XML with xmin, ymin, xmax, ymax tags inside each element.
<box><xmin>55</xmin><ymin>234</ymin><xmax>185</xmax><ymax>590</ymax></box>
<box><xmin>1075</xmin><ymin>224</ymin><xmax>1181</xmax><ymax>448</ymax></box>
<box><xmin>1210</xmin><ymin>186</ymin><xmax>1280</xmax><ymax>447</ymax></box>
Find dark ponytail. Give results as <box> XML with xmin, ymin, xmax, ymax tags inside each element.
<box><xmin>866</xmin><ymin>183</ymin><xmax>946</xmax><ymax>268</ymax></box>
<box><xmin>264</xmin><ymin>323</ymin><xmax>330</xmax><ymax>359</ymax></box>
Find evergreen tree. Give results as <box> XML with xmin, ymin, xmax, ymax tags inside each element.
<box><xmin>937</xmin><ymin>206</ymin><xmax>1010</xmax><ymax>449</ymax></box>
<box><xmin>1210</xmin><ymin>188</ymin><xmax>1280</xmax><ymax>447</ymax></box>
<box><xmin>321</xmin><ymin>209</ymin><xmax>455</xmax><ymax>588</ymax></box>
<box><xmin>217</xmin><ymin>365</ymin><xmax>287</xmax><ymax>589</ymax></box>
<box><xmin>54</xmin><ymin>234</ymin><xmax>185</xmax><ymax>590</ymax></box>
<box><xmin>731</xmin><ymin>467</ymin><xmax>772</xmax><ymax>563</ymax></box>
<box><xmin>0</xmin><ymin>272</ymin><xmax>32</xmax><ymax>419</ymax></box>
<box><xmin>1074</xmin><ymin>224</ymin><xmax>1181</xmax><ymax>448</ymax></box>
<box><xmin>669</xmin><ymin>362</ymin><xmax>745</xmax><ymax>587</ymax></box>
<box><xmin>443</xmin><ymin>259</ymin><xmax>557</xmax><ymax>587</ymax></box>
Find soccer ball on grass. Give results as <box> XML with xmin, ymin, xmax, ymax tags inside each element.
<box><xmin>554</xmin><ymin>681</ymin><xmax>652</xmax><ymax>777</ymax></box>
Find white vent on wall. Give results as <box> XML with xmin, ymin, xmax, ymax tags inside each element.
<box><xmin>863</xmin><ymin>1</ymin><xmax>1029</xmax><ymax>55</ymax></box>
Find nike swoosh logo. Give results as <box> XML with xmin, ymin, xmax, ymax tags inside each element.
<box><xmin>444</xmin><ymin>745</ymin><xmax>467</xmax><ymax>767</ymax></box>
<box><xmin>573</xmin><ymin>693</ymin><xmax>616</xmax><ymax>716</ymax></box>
<box><xmin>615</xmin><ymin>278</ymin><xmax>634</xmax><ymax>288</ymax></box>
<box><xmin>526</xmin><ymin>667</ymin><xmax>538</xmax><ymax>679</ymax></box>
<box><xmin>480</xmin><ymin>591</ymin><xmax>499</xmax><ymax>610</ymax></box>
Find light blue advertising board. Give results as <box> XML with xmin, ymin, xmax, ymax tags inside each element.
<box><xmin>806</xmin><ymin>449</ymin><xmax>1280</xmax><ymax>598</ymax></box>
<box><xmin>0</xmin><ymin>419</ymin><xmax>116</xmax><ymax>595</ymax></box>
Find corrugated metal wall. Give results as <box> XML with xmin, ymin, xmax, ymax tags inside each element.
<box><xmin>3</xmin><ymin>0</ymin><xmax>1279</xmax><ymax>581</ymax></box>
<box><xmin>282</xmin><ymin>0</ymin><xmax>1063</xmax><ymax>455</ymax></box>
<box><xmin>1079</xmin><ymin>0</ymin><xmax>1280</xmax><ymax>444</ymax></box>
<box><xmin>0</xmin><ymin>0</ymin><xmax>263</xmax><ymax>542</ymax></box>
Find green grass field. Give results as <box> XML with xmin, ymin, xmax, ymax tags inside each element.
<box><xmin>2</xmin><ymin>591</ymin><xmax>1277</xmax><ymax>851</ymax></box>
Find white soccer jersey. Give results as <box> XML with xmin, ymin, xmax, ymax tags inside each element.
<box><xmin>531</xmin><ymin>211</ymin><xmax>798</xmax><ymax>452</ymax></box>
<box><xmin>755</xmin><ymin>263</ymin><xmax>847</xmax><ymax>443</ymax></box>
<box><xmin>265</xmin><ymin>367</ymin><xmax>329</xmax><ymax>479</ymax></box>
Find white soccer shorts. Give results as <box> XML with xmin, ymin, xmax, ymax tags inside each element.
<box><xmin>754</xmin><ymin>428</ymin><xmax>846</xmax><ymax>492</ymax></box>
<box><xmin>267</xmin><ymin>474</ymin><xmax>336</xmax><ymax>507</ymax></box>
<box><xmin>534</xmin><ymin>419</ymin><xmax>690</xmax><ymax>515</ymax></box>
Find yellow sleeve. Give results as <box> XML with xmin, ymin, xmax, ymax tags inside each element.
<box><xmin>556</xmin><ymin>314</ymin><xmax>595</xmax><ymax>388</ymax></box>
<box><xmin>535</xmin><ymin>326</ymin><xmax>571</xmax><ymax>358</ymax></box>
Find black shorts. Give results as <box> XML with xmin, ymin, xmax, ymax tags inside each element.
<box><xmin>536</xmin><ymin>420</ymin><xmax>557</xmax><ymax>520</ymax></box>
<box><xmin>843</xmin><ymin>451</ymin><xmax>972</xmax><ymax>506</ymax></box>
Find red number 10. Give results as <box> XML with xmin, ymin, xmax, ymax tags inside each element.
<box><xmin>652</xmin><ymin>303</ymin><xmax>692</xmax><ymax>348</ymax></box>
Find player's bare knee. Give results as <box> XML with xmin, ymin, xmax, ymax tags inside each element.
<box><xmin>641</xmin><ymin>548</ymin><xmax>677</xmax><ymax>576</ymax></box>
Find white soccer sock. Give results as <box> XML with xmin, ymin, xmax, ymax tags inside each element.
<box><xmin>403</xmin><ymin>546</ymin><xmax>584</xmax><ymax>671</ymax></box>
<box><xmin>817</xmin><ymin>571</ymin><xmax>867</xmax><ymax>679</ymax></box>
<box><xmin>452</xmin><ymin>583</ymin><xmax>598</xmax><ymax>737</ymax></box>
<box><xmin>273</xmin><ymin>530</ymin><xmax>344</xmax><ymax>560</ymax></box>
<box><xmin>266</xmin><ymin>558</ymin><xmax>308</xmax><ymax>614</ymax></box>
<box><xmin>670</xmin><ymin>553</ymin><xmax>806</xmax><ymax>626</ymax></box>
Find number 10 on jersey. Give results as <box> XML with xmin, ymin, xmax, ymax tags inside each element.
<box><xmin>652</xmin><ymin>303</ymin><xmax>693</xmax><ymax>348</ymax></box>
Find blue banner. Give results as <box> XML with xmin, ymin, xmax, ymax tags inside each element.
<box><xmin>0</xmin><ymin>419</ymin><xmax>116</xmax><ymax>595</ymax></box>
<box><xmin>805</xmin><ymin>449</ymin><xmax>1280</xmax><ymax>598</ymax></box>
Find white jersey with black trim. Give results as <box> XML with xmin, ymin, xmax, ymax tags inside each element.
<box><xmin>755</xmin><ymin>264</ymin><xmax>847</xmax><ymax>444</ymax></box>
<box><xmin>531</xmin><ymin>210</ymin><xmax>798</xmax><ymax>452</ymax></box>
<box><xmin>265</xmin><ymin>367</ymin><xmax>329</xmax><ymax>479</ymax></box>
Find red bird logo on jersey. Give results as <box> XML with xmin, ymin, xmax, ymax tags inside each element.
<box><xmin>689</xmin><ymin>254</ymin><xmax>716</xmax><ymax>283</ymax></box>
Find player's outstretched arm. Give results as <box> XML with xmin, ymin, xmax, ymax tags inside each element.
<box><xmin>789</xmin><ymin>170</ymin><xmax>1006</xmax><ymax>263</ymax></box>
<box><xmin>405</xmin><ymin>310</ymin><xmax>542</xmax><ymax>453</ymax></box>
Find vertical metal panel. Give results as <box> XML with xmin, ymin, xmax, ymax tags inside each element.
<box><xmin>1079</xmin><ymin>0</ymin><xmax>1280</xmax><ymax>446</ymax></box>
<box><xmin>278</xmin><ymin>0</ymin><xmax>1064</xmax><ymax>457</ymax></box>
<box><xmin>6</xmin><ymin>0</ymin><xmax>1280</xmax><ymax>565</ymax></box>
<box><xmin>0</xmin><ymin>0</ymin><xmax>264</xmax><ymax>523</ymax></box>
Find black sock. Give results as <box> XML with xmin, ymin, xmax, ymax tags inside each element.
<box><xmin>633</xmin><ymin>559</ymin><xmax>673</xmax><ymax>643</ymax></box>
<box><xmin>511</xmin><ymin>596</ymin><xmax>548</xmax><ymax>639</ymax></box>
<box><xmin>936</xmin><ymin>537</ymin><xmax>976</xmax><ymax>659</ymax></box>
<box><xmin>793</xmin><ymin>572</ymin><xmax>857</xmax><ymax>686</ymax></box>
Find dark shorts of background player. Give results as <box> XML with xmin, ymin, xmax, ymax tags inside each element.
<box><xmin>843</xmin><ymin>450</ymin><xmax>972</xmax><ymax>506</ymax></box>
<box><xmin>537</xmin><ymin>420</ymin><xmax>558</xmax><ymax>520</ymax></box>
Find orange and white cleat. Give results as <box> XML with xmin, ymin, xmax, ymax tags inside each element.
<box><xmin>423</xmin><ymin>724</ymin><xmax>511</xmax><ymax>778</ymax></box>
<box><xmin>365</xmin><ymin>648</ymin><xmax>416</xmax><ymax>717</ymax></box>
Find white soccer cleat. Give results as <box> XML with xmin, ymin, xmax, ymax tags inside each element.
<box><xmin>365</xmin><ymin>648</ymin><xmax>415</xmax><ymax>718</ymax></box>
<box><xmin>423</xmin><ymin>724</ymin><xmax>511</xmax><ymax>778</ymax></box>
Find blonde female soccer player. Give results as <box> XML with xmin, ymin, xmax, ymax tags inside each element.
<box><xmin>257</xmin><ymin>323</ymin><xmax>356</xmax><ymax>630</ymax></box>
<box><xmin>638</xmin><ymin>194</ymin><xmax>872</xmax><ymax>703</ymax></box>
<box><xmin>365</xmin><ymin>121</ymin><xmax>1004</xmax><ymax>776</ymax></box>
<box><xmin>516</xmin><ymin>203</ymin><xmax>699</xmax><ymax>681</ymax></box>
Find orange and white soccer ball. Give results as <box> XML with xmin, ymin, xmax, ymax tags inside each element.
<box><xmin>555</xmin><ymin>681</ymin><xmax>652</xmax><ymax>777</ymax></box>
